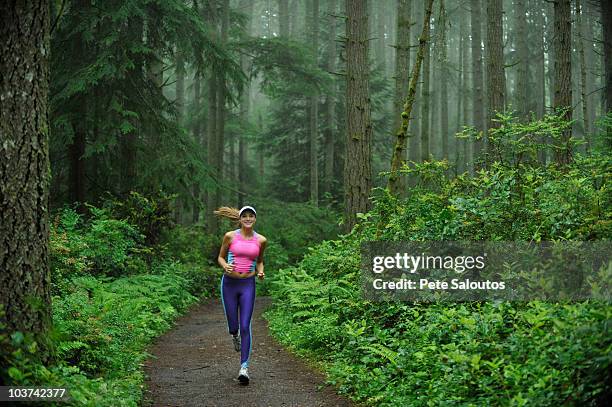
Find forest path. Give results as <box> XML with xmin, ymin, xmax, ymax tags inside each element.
<box><xmin>143</xmin><ymin>296</ymin><xmax>355</xmax><ymax>407</ymax></box>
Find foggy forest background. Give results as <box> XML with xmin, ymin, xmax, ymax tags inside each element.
<box><xmin>48</xmin><ymin>0</ymin><xmax>610</xmax><ymax>231</ymax></box>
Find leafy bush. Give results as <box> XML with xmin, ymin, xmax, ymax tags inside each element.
<box><xmin>266</xmin><ymin>121</ymin><xmax>612</xmax><ymax>406</ymax></box>
<box><xmin>103</xmin><ymin>191</ymin><xmax>176</xmax><ymax>246</ymax></box>
<box><xmin>50</xmin><ymin>206</ymin><xmax>145</xmax><ymax>287</ymax></box>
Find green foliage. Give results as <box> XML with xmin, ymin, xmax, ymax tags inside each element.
<box><xmin>4</xmin><ymin>207</ymin><xmax>216</xmax><ymax>406</ymax></box>
<box><xmin>49</xmin><ymin>0</ymin><xmax>244</xmax><ymax>207</ymax></box>
<box><xmin>266</xmin><ymin>128</ymin><xmax>611</xmax><ymax>405</ymax></box>
<box><xmin>104</xmin><ymin>191</ymin><xmax>175</xmax><ymax>246</ymax></box>
<box><xmin>50</xmin><ymin>206</ymin><xmax>144</xmax><ymax>287</ymax></box>
<box><xmin>247</xmin><ymin>197</ymin><xmax>340</xmax><ymax>265</ymax></box>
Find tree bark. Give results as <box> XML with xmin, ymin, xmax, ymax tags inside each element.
<box><xmin>324</xmin><ymin>0</ymin><xmax>337</xmax><ymax>197</ymax></box>
<box><xmin>470</xmin><ymin>0</ymin><xmax>485</xmax><ymax>158</ymax></box>
<box><xmin>279</xmin><ymin>0</ymin><xmax>289</xmax><ymax>38</ymax></box>
<box><xmin>553</xmin><ymin>0</ymin><xmax>572</xmax><ymax>165</ymax></box>
<box><xmin>420</xmin><ymin>12</ymin><xmax>431</xmax><ymax>163</ymax></box>
<box><xmin>408</xmin><ymin>1</ymin><xmax>420</xmax><ymax>168</ymax></box>
<box><xmin>238</xmin><ymin>0</ymin><xmax>254</xmax><ymax>207</ymax></box>
<box><xmin>602</xmin><ymin>0</ymin><xmax>612</xmax><ymax>114</ymax></box>
<box><xmin>0</xmin><ymin>0</ymin><xmax>53</xmax><ymax>354</ymax></box>
<box><xmin>344</xmin><ymin>0</ymin><xmax>372</xmax><ymax>231</ymax></box>
<box><xmin>576</xmin><ymin>0</ymin><xmax>590</xmax><ymax>147</ymax></box>
<box><xmin>391</xmin><ymin>0</ymin><xmax>410</xmax><ymax>192</ymax></box>
<box><xmin>206</xmin><ymin>1</ymin><xmax>219</xmax><ymax>233</ymax></box>
<box><xmin>515</xmin><ymin>0</ymin><xmax>529</xmax><ymax>120</ymax></box>
<box><xmin>439</xmin><ymin>0</ymin><xmax>449</xmax><ymax>160</ymax></box>
<box><xmin>486</xmin><ymin>0</ymin><xmax>505</xmax><ymax>133</ymax></box>
<box><xmin>214</xmin><ymin>0</ymin><xmax>229</xmax><ymax>224</ymax></box>
<box><xmin>376</xmin><ymin>1</ymin><xmax>386</xmax><ymax>72</ymax></box>
<box><xmin>309</xmin><ymin>0</ymin><xmax>319</xmax><ymax>206</ymax></box>
<box><xmin>533</xmin><ymin>0</ymin><xmax>545</xmax><ymax>119</ymax></box>
<box><xmin>388</xmin><ymin>0</ymin><xmax>435</xmax><ymax>195</ymax></box>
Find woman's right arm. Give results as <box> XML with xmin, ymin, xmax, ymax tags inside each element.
<box><xmin>217</xmin><ymin>232</ymin><xmax>234</xmax><ymax>273</ymax></box>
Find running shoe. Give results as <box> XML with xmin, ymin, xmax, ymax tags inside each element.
<box><xmin>238</xmin><ymin>366</ymin><xmax>249</xmax><ymax>384</ymax></box>
<box><xmin>232</xmin><ymin>334</ymin><xmax>240</xmax><ymax>352</ymax></box>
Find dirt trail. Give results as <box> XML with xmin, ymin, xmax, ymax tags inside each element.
<box><xmin>143</xmin><ymin>296</ymin><xmax>355</xmax><ymax>407</ymax></box>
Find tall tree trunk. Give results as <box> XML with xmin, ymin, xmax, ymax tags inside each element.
<box><xmin>176</xmin><ymin>50</ymin><xmax>185</xmax><ymax>126</ymax></box>
<box><xmin>532</xmin><ymin>0</ymin><xmax>547</xmax><ymax>163</ymax></box>
<box><xmin>576</xmin><ymin>0</ymin><xmax>590</xmax><ymax>148</ymax></box>
<box><xmin>324</xmin><ymin>0</ymin><xmax>337</xmax><ymax>197</ymax></box>
<box><xmin>486</xmin><ymin>0</ymin><xmax>505</xmax><ymax>134</ymax></box>
<box><xmin>391</xmin><ymin>0</ymin><xmax>410</xmax><ymax>192</ymax></box>
<box><xmin>175</xmin><ymin>47</ymin><xmax>188</xmax><ymax>223</ymax></box>
<box><xmin>194</xmin><ymin>0</ymin><xmax>204</xmax><ymax>224</ymax></box>
<box><xmin>309</xmin><ymin>0</ymin><xmax>319</xmax><ymax>205</ymax></box>
<box><xmin>602</xmin><ymin>0</ymin><xmax>612</xmax><ymax>114</ymax></box>
<box><xmin>279</xmin><ymin>0</ymin><xmax>289</xmax><ymax>38</ymax></box>
<box><xmin>533</xmin><ymin>0</ymin><xmax>545</xmax><ymax>118</ymax></box>
<box><xmin>470</xmin><ymin>0</ymin><xmax>485</xmax><ymax>158</ymax></box>
<box><xmin>546</xmin><ymin>1</ymin><xmax>555</xmax><ymax>112</ymax></box>
<box><xmin>439</xmin><ymin>0</ymin><xmax>448</xmax><ymax>161</ymax></box>
<box><xmin>420</xmin><ymin>19</ymin><xmax>431</xmax><ymax>163</ymax></box>
<box><xmin>68</xmin><ymin>3</ymin><xmax>87</xmax><ymax>209</ymax></box>
<box><xmin>344</xmin><ymin>0</ymin><xmax>372</xmax><ymax>231</ymax></box>
<box><xmin>0</xmin><ymin>0</ymin><xmax>52</xmax><ymax>356</ymax></box>
<box><xmin>192</xmin><ymin>67</ymin><xmax>201</xmax><ymax>223</ymax></box>
<box><xmin>409</xmin><ymin>0</ymin><xmax>420</xmax><ymax>167</ymax></box>
<box><xmin>388</xmin><ymin>0</ymin><xmax>435</xmax><ymax>195</ymax></box>
<box><xmin>553</xmin><ymin>0</ymin><xmax>572</xmax><ymax>165</ymax></box>
<box><xmin>239</xmin><ymin>0</ymin><xmax>254</xmax><ymax>207</ymax></box>
<box><xmin>206</xmin><ymin>1</ymin><xmax>219</xmax><ymax>234</ymax></box>
<box><xmin>215</xmin><ymin>0</ymin><xmax>229</xmax><ymax>221</ymax></box>
<box><xmin>515</xmin><ymin>0</ymin><xmax>529</xmax><ymax>121</ymax></box>
<box><xmin>584</xmin><ymin>1</ymin><xmax>596</xmax><ymax>130</ymax></box>
<box><xmin>376</xmin><ymin>1</ymin><xmax>386</xmax><ymax>72</ymax></box>
<box><xmin>456</xmin><ymin>2</ymin><xmax>464</xmax><ymax>171</ymax></box>
<box><xmin>289</xmin><ymin>0</ymin><xmax>299</xmax><ymax>37</ymax></box>
<box><xmin>121</xmin><ymin>15</ymin><xmax>142</xmax><ymax>194</ymax></box>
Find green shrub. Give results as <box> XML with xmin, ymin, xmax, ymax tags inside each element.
<box><xmin>103</xmin><ymin>191</ymin><xmax>175</xmax><ymax>246</ymax></box>
<box><xmin>266</xmin><ymin>122</ymin><xmax>612</xmax><ymax>406</ymax></box>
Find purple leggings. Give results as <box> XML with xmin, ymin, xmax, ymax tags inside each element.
<box><xmin>220</xmin><ymin>274</ymin><xmax>255</xmax><ymax>367</ymax></box>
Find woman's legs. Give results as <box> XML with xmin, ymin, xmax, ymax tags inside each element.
<box><xmin>220</xmin><ymin>275</ymin><xmax>256</xmax><ymax>367</ymax></box>
<box><xmin>220</xmin><ymin>275</ymin><xmax>239</xmax><ymax>336</ymax></box>
<box><xmin>238</xmin><ymin>277</ymin><xmax>255</xmax><ymax>367</ymax></box>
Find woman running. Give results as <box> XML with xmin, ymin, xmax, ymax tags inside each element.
<box><xmin>215</xmin><ymin>205</ymin><xmax>267</xmax><ymax>385</ymax></box>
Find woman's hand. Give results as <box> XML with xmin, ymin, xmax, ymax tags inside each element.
<box><xmin>257</xmin><ymin>270</ymin><xmax>265</xmax><ymax>280</ymax></box>
<box><xmin>223</xmin><ymin>263</ymin><xmax>235</xmax><ymax>274</ymax></box>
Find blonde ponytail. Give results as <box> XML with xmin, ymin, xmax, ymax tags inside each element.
<box><xmin>214</xmin><ymin>206</ymin><xmax>240</xmax><ymax>221</ymax></box>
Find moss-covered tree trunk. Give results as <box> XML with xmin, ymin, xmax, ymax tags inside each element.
<box><xmin>392</xmin><ymin>0</ymin><xmax>410</xmax><ymax>193</ymax></box>
<box><xmin>0</xmin><ymin>0</ymin><xmax>52</xmax><ymax>355</ymax></box>
<box><xmin>388</xmin><ymin>0</ymin><xmax>434</xmax><ymax>195</ymax></box>
<box><xmin>553</xmin><ymin>0</ymin><xmax>572</xmax><ymax>165</ymax></box>
<box><xmin>344</xmin><ymin>0</ymin><xmax>372</xmax><ymax>231</ymax></box>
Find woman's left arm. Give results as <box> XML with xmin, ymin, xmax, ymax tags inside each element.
<box><xmin>256</xmin><ymin>236</ymin><xmax>267</xmax><ymax>280</ymax></box>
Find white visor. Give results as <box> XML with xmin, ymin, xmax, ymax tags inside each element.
<box><xmin>239</xmin><ymin>206</ymin><xmax>257</xmax><ymax>217</ymax></box>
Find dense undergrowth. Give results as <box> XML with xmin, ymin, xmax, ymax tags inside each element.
<box><xmin>265</xmin><ymin>114</ymin><xmax>612</xmax><ymax>406</ymax></box>
<box><xmin>1</xmin><ymin>194</ymin><xmax>218</xmax><ymax>406</ymax></box>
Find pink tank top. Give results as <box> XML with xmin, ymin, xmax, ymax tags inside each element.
<box><xmin>227</xmin><ymin>229</ymin><xmax>261</xmax><ymax>273</ymax></box>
